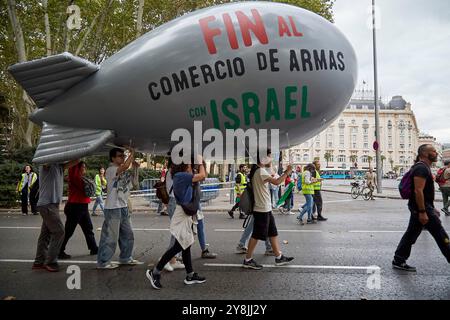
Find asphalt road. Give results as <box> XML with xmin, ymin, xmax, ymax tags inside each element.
<box><xmin>1</xmin><ymin>192</ymin><xmax>449</xmax><ymax>300</ymax></box>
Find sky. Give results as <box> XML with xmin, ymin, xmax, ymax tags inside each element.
<box><xmin>332</xmin><ymin>0</ymin><xmax>450</xmax><ymax>144</ymax></box>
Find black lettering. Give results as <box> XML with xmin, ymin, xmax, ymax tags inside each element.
<box><xmin>257</xmin><ymin>52</ymin><xmax>268</xmax><ymax>70</ymax></box>
<box><xmin>233</xmin><ymin>57</ymin><xmax>245</xmax><ymax>76</ymax></box>
<box><xmin>269</xmin><ymin>49</ymin><xmax>280</xmax><ymax>72</ymax></box>
<box><xmin>215</xmin><ymin>60</ymin><xmax>227</xmax><ymax>80</ymax></box>
<box><xmin>188</xmin><ymin>66</ymin><xmax>200</xmax><ymax>87</ymax></box>
<box><xmin>148</xmin><ymin>82</ymin><xmax>160</xmax><ymax>100</ymax></box>
<box><xmin>172</xmin><ymin>71</ymin><xmax>189</xmax><ymax>92</ymax></box>
<box><xmin>300</xmin><ymin>49</ymin><xmax>313</xmax><ymax>72</ymax></box>
<box><xmin>226</xmin><ymin>59</ymin><xmax>234</xmax><ymax>78</ymax></box>
<box><xmin>313</xmin><ymin>49</ymin><xmax>328</xmax><ymax>70</ymax></box>
<box><xmin>329</xmin><ymin>50</ymin><xmax>337</xmax><ymax>70</ymax></box>
<box><xmin>289</xmin><ymin>50</ymin><xmax>300</xmax><ymax>71</ymax></box>
<box><xmin>160</xmin><ymin>77</ymin><xmax>172</xmax><ymax>95</ymax></box>
<box><xmin>337</xmin><ymin>52</ymin><xmax>345</xmax><ymax>71</ymax></box>
<box><xmin>200</xmin><ymin>64</ymin><xmax>215</xmax><ymax>84</ymax></box>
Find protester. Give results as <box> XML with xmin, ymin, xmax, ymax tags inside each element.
<box><xmin>17</xmin><ymin>165</ymin><xmax>38</xmax><ymax>215</ymax></box>
<box><xmin>269</xmin><ymin>167</ymin><xmax>280</xmax><ymax>210</ymax></box>
<box><xmin>297</xmin><ymin>164</ymin><xmax>317</xmax><ymax>225</ymax></box>
<box><xmin>59</xmin><ymin>161</ymin><xmax>98</xmax><ymax>259</ymax></box>
<box><xmin>228</xmin><ymin>164</ymin><xmax>247</xmax><ymax>219</ymax></box>
<box><xmin>242</xmin><ymin>149</ymin><xmax>294</xmax><ymax>270</ymax></box>
<box><xmin>436</xmin><ymin>160</ymin><xmax>450</xmax><ymax>216</ymax></box>
<box><xmin>312</xmin><ymin>160</ymin><xmax>327</xmax><ymax>221</ymax></box>
<box><xmin>157</xmin><ymin>163</ymin><xmax>169</xmax><ymax>216</ymax></box>
<box><xmin>393</xmin><ymin>144</ymin><xmax>450</xmax><ymax>271</ymax></box>
<box><xmin>32</xmin><ymin>160</ymin><xmax>79</xmax><ymax>272</ymax></box>
<box><xmin>236</xmin><ymin>214</ymin><xmax>274</xmax><ymax>256</ymax></box>
<box><xmin>365</xmin><ymin>167</ymin><xmax>377</xmax><ymax>200</ymax></box>
<box><xmin>92</xmin><ymin>167</ymin><xmax>107</xmax><ymax>216</ymax></box>
<box><xmin>146</xmin><ymin>154</ymin><xmax>207</xmax><ymax>289</ymax></box>
<box><xmin>97</xmin><ymin>148</ymin><xmax>142</xmax><ymax>269</ymax></box>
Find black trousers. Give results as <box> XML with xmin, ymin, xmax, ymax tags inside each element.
<box><xmin>60</xmin><ymin>203</ymin><xmax>98</xmax><ymax>253</ymax></box>
<box><xmin>312</xmin><ymin>190</ymin><xmax>323</xmax><ymax>217</ymax></box>
<box><xmin>156</xmin><ymin>239</ymin><xmax>193</xmax><ymax>274</ymax></box>
<box><xmin>21</xmin><ymin>187</ymin><xmax>29</xmax><ymax>214</ymax></box>
<box><xmin>29</xmin><ymin>185</ymin><xmax>39</xmax><ymax>214</ymax></box>
<box><xmin>394</xmin><ymin>205</ymin><xmax>450</xmax><ymax>264</ymax></box>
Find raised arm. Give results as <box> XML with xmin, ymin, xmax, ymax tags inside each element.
<box><xmin>265</xmin><ymin>165</ymin><xmax>293</xmax><ymax>185</ymax></box>
<box><xmin>192</xmin><ymin>155</ymin><xmax>206</xmax><ymax>183</ymax></box>
<box><xmin>116</xmin><ymin>148</ymin><xmax>135</xmax><ymax>176</ymax></box>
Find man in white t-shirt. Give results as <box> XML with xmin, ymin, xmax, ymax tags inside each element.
<box><xmin>242</xmin><ymin>150</ymin><xmax>295</xmax><ymax>270</ymax></box>
<box><xmin>97</xmin><ymin>147</ymin><xmax>142</xmax><ymax>269</ymax></box>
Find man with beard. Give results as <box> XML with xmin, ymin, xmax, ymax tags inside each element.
<box><xmin>393</xmin><ymin>144</ymin><xmax>450</xmax><ymax>271</ymax></box>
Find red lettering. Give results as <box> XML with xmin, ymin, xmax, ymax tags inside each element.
<box><xmin>289</xmin><ymin>16</ymin><xmax>303</xmax><ymax>37</ymax></box>
<box><xmin>199</xmin><ymin>16</ymin><xmax>222</xmax><ymax>54</ymax></box>
<box><xmin>223</xmin><ymin>13</ymin><xmax>239</xmax><ymax>50</ymax></box>
<box><xmin>278</xmin><ymin>16</ymin><xmax>292</xmax><ymax>37</ymax></box>
<box><xmin>235</xmin><ymin>9</ymin><xmax>268</xmax><ymax>47</ymax></box>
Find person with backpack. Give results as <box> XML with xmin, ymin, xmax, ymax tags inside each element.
<box><xmin>146</xmin><ymin>154</ymin><xmax>207</xmax><ymax>289</ymax></box>
<box><xmin>59</xmin><ymin>161</ymin><xmax>98</xmax><ymax>259</ymax></box>
<box><xmin>228</xmin><ymin>164</ymin><xmax>248</xmax><ymax>219</ymax></box>
<box><xmin>436</xmin><ymin>160</ymin><xmax>450</xmax><ymax>216</ymax></box>
<box><xmin>92</xmin><ymin>167</ymin><xmax>107</xmax><ymax>216</ymax></box>
<box><xmin>97</xmin><ymin>148</ymin><xmax>142</xmax><ymax>269</ymax></box>
<box><xmin>393</xmin><ymin>144</ymin><xmax>450</xmax><ymax>271</ymax></box>
<box><xmin>242</xmin><ymin>149</ymin><xmax>294</xmax><ymax>270</ymax></box>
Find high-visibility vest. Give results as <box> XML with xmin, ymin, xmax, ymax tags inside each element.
<box><xmin>235</xmin><ymin>172</ymin><xmax>247</xmax><ymax>195</ymax></box>
<box><xmin>17</xmin><ymin>172</ymin><xmax>37</xmax><ymax>193</ymax></box>
<box><xmin>95</xmin><ymin>174</ymin><xmax>107</xmax><ymax>196</ymax></box>
<box><xmin>313</xmin><ymin>170</ymin><xmax>321</xmax><ymax>191</ymax></box>
<box><xmin>301</xmin><ymin>171</ymin><xmax>315</xmax><ymax>195</ymax></box>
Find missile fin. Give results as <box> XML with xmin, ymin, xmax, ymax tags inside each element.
<box><xmin>8</xmin><ymin>52</ymin><xmax>99</xmax><ymax>109</ymax></box>
<box><xmin>33</xmin><ymin>122</ymin><xmax>114</xmax><ymax>164</ymax></box>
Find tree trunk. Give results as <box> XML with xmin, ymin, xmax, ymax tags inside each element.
<box><xmin>75</xmin><ymin>12</ymin><xmax>100</xmax><ymax>55</ymax></box>
<box><xmin>42</xmin><ymin>0</ymin><xmax>52</xmax><ymax>56</ymax></box>
<box><xmin>90</xmin><ymin>0</ymin><xmax>114</xmax><ymax>62</ymax></box>
<box><xmin>136</xmin><ymin>0</ymin><xmax>145</xmax><ymax>38</ymax></box>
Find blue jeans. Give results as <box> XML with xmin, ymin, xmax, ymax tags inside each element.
<box><xmin>271</xmin><ymin>187</ymin><xmax>279</xmax><ymax>208</ymax></box>
<box><xmin>238</xmin><ymin>215</ymin><xmax>272</xmax><ymax>250</ymax></box>
<box><xmin>298</xmin><ymin>194</ymin><xmax>314</xmax><ymax>220</ymax></box>
<box><xmin>92</xmin><ymin>195</ymin><xmax>105</xmax><ymax>214</ymax></box>
<box><xmin>197</xmin><ymin>218</ymin><xmax>207</xmax><ymax>251</ymax></box>
<box><xmin>97</xmin><ymin>207</ymin><xmax>135</xmax><ymax>267</ymax></box>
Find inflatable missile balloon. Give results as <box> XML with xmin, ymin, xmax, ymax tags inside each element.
<box><xmin>8</xmin><ymin>1</ymin><xmax>357</xmax><ymax>164</ymax></box>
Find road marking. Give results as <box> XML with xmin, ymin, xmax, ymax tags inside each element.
<box><xmin>133</xmin><ymin>228</ymin><xmax>169</xmax><ymax>231</ymax></box>
<box><xmin>204</xmin><ymin>263</ymin><xmax>380</xmax><ymax>270</ymax></box>
<box><xmin>323</xmin><ymin>199</ymin><xmax>363</xmax><ymax>203</ymax></box>
<box><xmin>0</xmin><ymin>226</ymin><xmax>40</xmax><ymax>229</ymax></box>
<box><xmin>0</xmin><ymin>226</ymin><xmax>170</xmax><ymax>231</ymax></box>
<box><xmin>214</xmin><ymin>229</ymin><xmax>322</xmax><ymax>233</ymax></box>
<box><xmin>0</xmin><ymin>259</ymin><xmax>97</xmax><ymax>264</ymax></box>
<box><xmin>349</xmin><ymin>230</ymin><xmax>404</xmax><ymax>233</ymax></box>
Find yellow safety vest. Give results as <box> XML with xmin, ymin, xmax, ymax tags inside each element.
<box><xmin>17</xmin><ymin>172</ymin><xmax>37</xmax><ymax>193</ymax></box>
<box><xmin>301</xmin><ymin>171</ymin><xmax>315</xmax><ymax>195</ymax></box>
<box><xmin>313</xmin><ymin>171</ymin><xmax>321</xmax><ymax>191</ymax></box>
<box><xmin>235</xmin><ymin>172</ymin><xmax>247</xmax><ymax>195</ymax></box>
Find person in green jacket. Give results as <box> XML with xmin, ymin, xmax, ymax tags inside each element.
<box><xmin>17</xmin><ymin>165</ymin><xmax>38</xmax><ymax>215</ymax></box>
<box><xmin>92</xmin><ymin>167</ymin><xmax>107</xmax><ymax>216</ymax></box>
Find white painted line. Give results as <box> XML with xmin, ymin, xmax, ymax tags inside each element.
<box><xmin>0</xmin><ymin>226</ymin><xmax>169</xmax><ymax>231</ymax></box>
<box><xmin>133</xmin><ymin>228</ymin><xmax>169</xmax><ymax>231</ymax></box>
<box><xmin>204</xmin><ymin>263</ymin><xmax>380</xmax><ymax>270</ymax></box>
<box><xmin>323</xmin><ymin>199</ymin><xmax>363</xmax><ymax>203</ymax></box>
<box><xmin>214</xmin><ymin>229</ymin><xmax>322</xmax><ymax>233</ymax></box>
<box><xmin>0</xmin><ymin>259</ymin><xmax>97</xmax><ymax>264</ymax></box>
<box><xmin>0</xmin><ymin>227</ymin><xmax>40</xmax><ymax>229</ymax></box>
<box><xmin>349</xmin><ymin>230</ymin><xmax>404</xmax><ymax>233</ymax></box>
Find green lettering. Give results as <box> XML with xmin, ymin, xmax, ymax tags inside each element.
<box><xmin>210</xmin><ymin>100</ymin><xmax>220</xmax><ymax>129</ymax></box>
<box><xmin>301</xmin><ymin>85</ymin><xmax>310</xmax><ymax>118</ymax></box>
<box><xmin>285</xmin><ymin>86</ymin><xmax>297</xmax><ymax>120</ymax></box>
<box><xmin>221</xmin><ymin>98</ymin><xmax>240</xmax><ymax>129</ymax></box>
<box><xmin>265</xmin><ymin>88</ymin><xmax>280</xmax><ymax>122</ymax></box>
<box><xmin>242</xmin><ymin>92</ymin><xmax>260</xmax><ymax>126</ymax></box>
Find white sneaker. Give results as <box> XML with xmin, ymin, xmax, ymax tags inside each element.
<box><xmin>118</xmin><ymin>259</ymin><xmax>143</xmax><ymax>266</ymax></box>
<box><xmin>97</xmin><ymin>263</ymin><xmax>119</xmax><ymax>270</ymax></box>
<box><xmin>287</xmin><ymin>211</ymin><xmax>296</xmax><ymax>215</ymax></box>
<box><xmin>164</xmin><ymin>263</ymin><xmax>174</xmax><ymax>272</ymax></box>
<box><xmin>170</xmin><ymin>261</ymin><xmax>185</xmax><ymax>270</ymax></box>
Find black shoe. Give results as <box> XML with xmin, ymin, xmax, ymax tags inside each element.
<box><xmin>318</xmin><ymin>216</ymin><xmax>328</xmax><ymax>221</ymax></box>
<box><xmin>184</xmin><ymin>273</ymin><xmax>206</xmax><ymax>285</ymax></box>
<box><xmin>242</xmin><ymin>258</ymin><xmax>263</xmax><ymax>270</ymax></box>
<box><xmin>58</xmin><ymin>252</ymin><xmax>71</xmax><ymax>260</ymax></box>
<box><xmin>275</xmin><ymin>255</ymin><xmax>294</xmax><ymax>266</ymax></box>
<box><xmin>32</xmin><ymin>212</ymin><xmax>38</xmax><ymax>215</ymax></box>
<box><xmin>90</xmin><ymin>248</ymin><xmax>98</xmax><ymax>255</ymax></box>
<box><xmin>392</xmin><ymin>260</ymin><xmax>416</xmax><ymax>272</ymax></box>
<box><xmin>228</xmin><ymin>211</ymin><xmax>234</xmax><ymax>219</ymax></box>
<box><xmin>146</xmin><ymin>269</ymin><xmax>162</xmax><ymax>289</ymax></box>
<box><xmin>239</xmin><ymin>213</ymin><xmax>246</xmax><ymax>219</ymax></box>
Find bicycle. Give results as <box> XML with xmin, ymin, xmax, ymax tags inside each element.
<box><xmin>350</xmin><ymin>180</ymin><xmax>372</xmax><ymax>201</ymax></box>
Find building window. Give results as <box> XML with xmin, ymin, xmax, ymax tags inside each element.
<box><xmin>363</xmin><ymin>128</ymin><xmax>368</xmax><ymax>134</ymax></box>
<box><xmin>361</xmin><ymin>155</ymin><xmax>369</xmax><ymax>163</ymax></box>
<box><xmin>339</xmin><ymin>135</ymin><xmax>344</xmax><ymax>147</ymax></box>
<box><xmin>389</xmin><ymin>144</ymin><xmax>393</xmax><ymax>149</ymax></box>
<box><xmin>338</xmin><ymin>155</ymin><xmax>346</xmax><ymax>163</ymax></box>
<box><xmin>316</xmin><ymin>141</ymin><xmax>320</xmax><ymax>148</ymax></box>
<box><xmin>364</xmin><ymin>143</ymin><xmax>369</xmax><ymax>149</ymax></box>
<box><xmin>351</xmin><ymin>119</ymin><xmax>356</xmax><ymax>125</ymax></box>
<box><xmin>351</xmin><ymin>128</ymin><xmax>358</xmax><ymax>134</ymax></box>
<box><xmin>339</xmin><ymin>119</ymin><xmax>345</xmax><ymax>128</ymax></box>
<box><xmin>387</xmin><ymin>120</ymin><xmax>392</xmax><ymax>130</ymax></box>
<box><xmin>352</xmin><ymin>143</ymin><xmax>357</xmax><ymax>149</ymax></box>
<box><xmin>400</xmin><ymin>144</ymin><xmax>405</xmax><ymax>149</ymax></box>
<box><xmin>400</xmin><ymin>156</ymin><xmax>406</xmax><ymax>164</ymax></box>
<box><xmin>400</xmin><ymin>136</ymin><xmax>405</xmax><ymax>144</ymax></box>
<box><xmin>364</xmin><ymin>136</ymin><xmax>368</xmax><ymax>143</ymax></box>
<box><xmin>303</xmin><ymin>153</ymin><xmax>309</xmax><ymax>162</ymax></box>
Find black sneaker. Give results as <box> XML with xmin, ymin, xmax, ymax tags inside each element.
<box><xmin>184</xmin><ymin>273</ymin><xmax>206</xmax><ymax>285</ymax></box>
<box><xmin>58</xmin><ymin>252</ymin><xmax>71</xmax><ymax>260</ymax></box>
<box><xmin>275</xmin><ymin>255</ymin><xmax>294</xmax><ymax>266</ymax></box>
<box><xmin>228</xmin><ymin>211</ymin><xmax>234</xmax><ymax>219</ymax></box>
<box><xmin>318</xmin><ymin>216</ymin><xmax>328</xmax><ymax>221</ymax></box>
<box><xmin>242</xmin><ymin>259</ymin><xmax>263</xmax><ymax>270</ymax></box>
<box><xmin>90</xmin><ymin>248</ymin><xmax>98</xmax><ymax>255</ymax></box>
<box><xmin>146</xmin><ymin>269</ymin><xmax>162</xmax><ymax>289</ymax></box>
<box><xmin>392</xmin><ymin>260</ymin><xmax>416</xmax><ymax>272</ymax></box>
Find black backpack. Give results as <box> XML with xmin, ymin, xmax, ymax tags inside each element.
<box><xmin>174</xmin><ymin>179</ymin><xmax>201</xmax><ymax>216</ymax></box>
<box><xmin>235</xmin><ymin>172</ymin><xmax>242</xmax><ymax>184</ymax></box>
<box><xmin>238</xmin><ymin>177</ymin><xmax>254</xmax><ymax>215</ymax></box>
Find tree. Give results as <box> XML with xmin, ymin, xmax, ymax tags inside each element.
<box><xmin>324</xmin><ymin>152</ymin><xmax>332</xmax><ymax>167</ymax></box>
<box><xmin>350</xmin><ymin>154</ymin><xmax>358</xmax><ymax>167</ymax></box>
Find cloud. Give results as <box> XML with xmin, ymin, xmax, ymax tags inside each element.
<box><xmin>333</xmin><ymin>0</ymin><xmax>450</xmax><ymax>142</ymax></box>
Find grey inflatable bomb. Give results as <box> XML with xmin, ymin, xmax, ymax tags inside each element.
<box><xmin>8</xmin><ymin>1</ymin><xmax>357</xmax><ymax>164</ymax></box>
